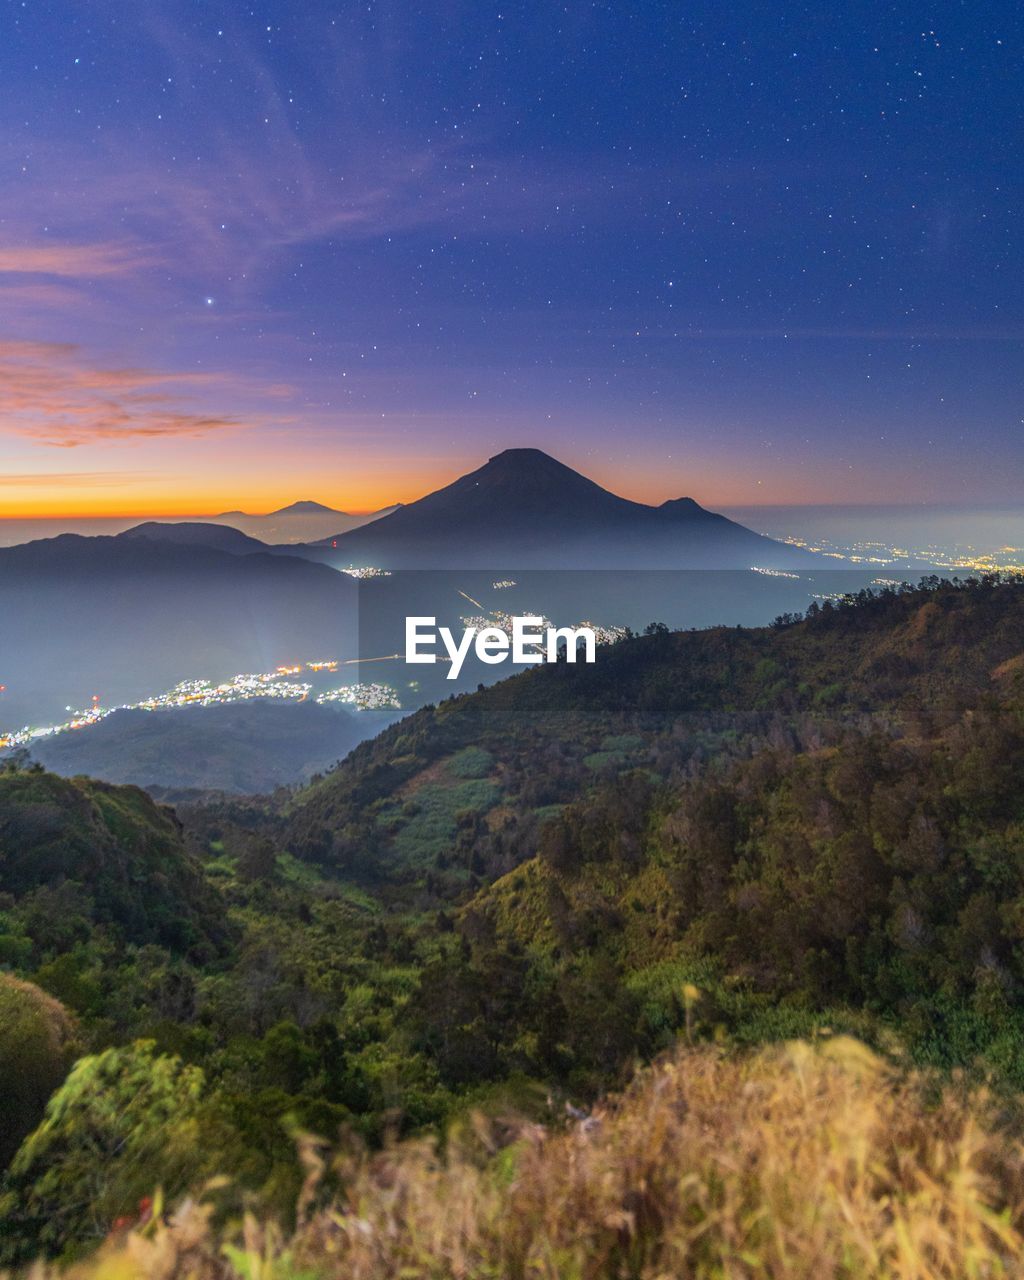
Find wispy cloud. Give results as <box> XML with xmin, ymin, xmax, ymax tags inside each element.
<box><xmin>0</xmin><ymin>242</ymin><xmax>153</xmax><ymax>278</ymax></box>
<box><xmin>0</xmin><ymin>470</ymin><xmax>153</xmax><ymax>488</ymax></box>
<box><xmin>0</xmin><ymin>282</ymin><xmax>88</xmax><ymax>309</ymax></box>
<box><xmin>0</xmin><ymin>340</ymin><xmax>248</xmax><ymax>448</ymax></box>
<box><xmin>0</xmin><ymin>45</ymin><xmax>686</xmax><ymax>302</ymax></box>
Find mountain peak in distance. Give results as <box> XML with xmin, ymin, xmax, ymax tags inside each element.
<box><xmin>430</xmin><ymin>447</ymin><xmax>618</xmax><ymax>516</ymax></box>
<box><xmin>269</xmin><ymin>500</ymin><xmax>344</xmax><ymax>516</ymax></box>
<box><xmin>322</xmin><ymin>447</ymin><xmax>816</xmax><ymax>569</ymax></box>
<box><xmin>488</xmin><ymin>446</ymin><xmax>575</xmax><ymax>468</ymax></box>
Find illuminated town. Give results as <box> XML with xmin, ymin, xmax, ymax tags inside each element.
<box><xmin>750</xmin><ymin>567</ymin><xmax>801</xmax><ymax>579</ymax></box>
<box><xmin>458</xmin><ymin>608</ymin><xmax>627</xmax><ymax>650</ymax></box>
<box><xmin>782</xmin><ymin>535</ymin><xmax>1024</xmax><ymax>575</ymax></box>
<box><xmin>460</xmin><ymin>610</ymin><xmax>553</xmax><ymax>635</ymax></box>
<box><xmin>0</xmin><ymin>664</ymin><xmax>401</xmax><ymax>752</ymax></box>
<box><xmin>315</xmin><ymin>683</ymin><xmax>400</xmax><ymax>708</ymax></box>
<box><xmin>5</xmin><ymin>549</ymin><xmax>1019</xmax><ymax>755</ymax></box>
<box><xmin>577</xmin><ymin>620</ymin><xmax>630</xmax><ymax>645</ymax></box>
<box><xmin>340</xmin><ymin>566</ymin><xmax>392</xmax><ymax>579</ymax></box>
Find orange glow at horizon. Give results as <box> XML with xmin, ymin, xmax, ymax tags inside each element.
<box><xmin>0</xmin><ymin>471</ymin><xmax>438</xmax><ymax>520</ymax></box>
<box><xmin>0</xmin><ymin>494</ymin><xmax>394</xmax><ymax>519</ymax></box>
<box><xmin>0</xmin><ymin>454</ymin><xmax>872</xmax><ymax>520</ymax></box>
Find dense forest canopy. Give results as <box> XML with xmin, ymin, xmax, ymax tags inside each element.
<box><xmin>2</xmin><ymin>575</ymin><xmax>1024</xmax><ymax>1261</ymax></box>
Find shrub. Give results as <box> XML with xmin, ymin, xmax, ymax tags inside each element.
<box><xmin>0</xmin><ymin>1041</ymin><xmax>206</xmax><ymax>1263</ymax></box>
<box><xmin>23</xmin><ymin>1036</ymin><xmax>1024</xmax><ymax>1280</ymax></box>
<box><xmin>0</xmin><ymin>974</ymin><xmax>77</xmax><ymax>1168</ymax></box>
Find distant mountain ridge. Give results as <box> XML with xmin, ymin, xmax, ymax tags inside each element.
<box><xmin>208</xmin><ymin>502</ymin><xmax>399</xmax><ymax>545</ymax></box>
<box><xmin>118</xmin><ymin>521</ymin><xmax>269</xmax><ymax>555</ymax></box>
<box><xmin>214</xmin><ymin>500</ymin><xmax>346</xmax><ymax>518</ymax></box>
<box><xmin>321</xmin><ymin>448</ymin><xmax>814</xmax><ymax>569</ymax></box>
<box><xmin>0</xmin><ymin>532</ymin><xmax>358</xmax><ymax>727</ymax></box>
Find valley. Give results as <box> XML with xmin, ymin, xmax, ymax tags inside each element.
<box><xmin>3</xmin><ymin>575</ymin><xmax>1024</xmax><ymax>1264</ymax></box>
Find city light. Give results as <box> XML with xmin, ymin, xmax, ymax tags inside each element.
<box><xmin>0</xmin><ymin>664</ymin><xmax>401</xmax><ymax>751</ymax></box>
<box><xmin>340</xmin><ymin>566</ymin><xmax>392</xmax><ymax>579</ymax></box>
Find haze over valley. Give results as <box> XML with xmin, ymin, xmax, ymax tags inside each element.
<box><xmin>4</xmin><ymin>447</ymin><xmax>1014</xmax><ymax>794</ymax></box>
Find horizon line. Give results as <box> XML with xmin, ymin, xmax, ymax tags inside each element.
<box><xmin>2</xmin><ymin>498</ymin><xmax>1022</xmax><ymax>522</ymax></box>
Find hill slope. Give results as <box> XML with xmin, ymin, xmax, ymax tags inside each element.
<box><xmin>277</xmin><ymin>577</ymin><xmax>1024</xmax><ymax>1094</ymax></box>
<box><xmin>285</xmin><ymin>576</ymin><xmax>1024</xmax><ymax>876</ymax></box>
<box><xmin>0</xmin><ymin>770</ymin><xmax>227</xmax><ymax>956</ymax></box>
<box><xmin>28</xmin><ymin>701</ymin><xmax>397</xmax><ymax>794</ymax></box>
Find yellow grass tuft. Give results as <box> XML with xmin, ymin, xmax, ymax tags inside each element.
<box><xmin>38</xmin><ymin>1037</ymin><xmax>1024</xmax><ymax>1280</ymax></box>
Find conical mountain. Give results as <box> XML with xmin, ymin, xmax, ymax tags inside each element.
<box><xmin>269</xmin><ymin>500</ymin><xmax>344</xmax><ymax>516</ymax></box>
<box><xmin>324</xmin><ymin>448</ymin><xmax>814</xmax><ymax>569</ymax></box>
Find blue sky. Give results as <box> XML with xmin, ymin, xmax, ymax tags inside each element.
<box><xmin>0</xmin><ymin>0</ymin><xmax>1020</xmax><ymax>513</ymax></box>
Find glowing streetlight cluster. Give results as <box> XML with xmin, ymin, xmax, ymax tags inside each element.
<box><xmin>577</xmin><ymin>620</ymin><xmax>629</xmax><ymax>646</ymax></box>
<box><xmin>458</xmin><ymin>609</ymin><xmax>626</xmax><ymax>650</ymax></box>
<box><xmin>340</xmin><ymin>566</ymin><xmax>393</xmax><ymax>579</ymax></box>
<box><xmin>315</xmin><ymin>683</ymin><xmax>401</xmax><ymax>709</ymax></box>
<box><xmin>783</xmin><ymin>535</ymin><xmax>1024</xmax><ymax>575</ymax></box>
<box><xmin>0</xmin><ymin>663</ymin><xmax>401</xmax><ymax>751</ymax></box>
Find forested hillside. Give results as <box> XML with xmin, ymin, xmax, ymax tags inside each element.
<box><xmin>2</xmin><ymin>576</ymin><xmax>1024</xmax><ymax>1264</ymax></box>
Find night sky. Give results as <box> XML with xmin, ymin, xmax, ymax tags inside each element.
<box><xmin>1</xmin><ymin>1</ymin><xmax>1020</xmax><ymax>515</ymax></box>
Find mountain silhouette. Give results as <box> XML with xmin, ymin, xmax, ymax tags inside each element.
<box><xmin>269</xmin><ymin>500</ymin><xmax>344</xmax><ymax>516</ymax></box>
<box><xmin>322</xmin><ymin>448</ymin><xmax>813</xmax><ymax>569</ymax></box>
<box><xmin>207</xmin><ymin>503</ymin><xmax>400</xmax><ymax>545</ymax></box>
<box><xmin>118</xmin><ymin>521</ymin><xmax>269</xmax><ymax>555</ymax></box>
<box><xmin>115</xmin><ymin>518</ymin><xmax>352</xmax><ymax>565</ymax></box>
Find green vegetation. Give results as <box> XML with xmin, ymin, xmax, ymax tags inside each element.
<box><xmin>0</xmin><ymin>771</ymin><xmax>227</xmax><ymax>959</ymax></box>
<box><xmin>445</xmin><ymin>745</ymin><xmax>494</xmax><ymax>778</ymax></box>
<box><xmin>377</xmin><ymin>776</ymin><xmax>502</xmax><ymax>867</ymax></box>
<box><xmin>0</xmin><ymin>1042</ymin><xmax>206</xmax><ymax>1259</ymax></box>
<box><xmin>4</xmin><ymin>576</ymin><xmax>1024</xmax><ymax>1265</ymax></box>
<box><xmin>0</xmin><ymin>975</ymin><xmax>77</xmax><ymax>1167</ymax></box>
<box><xmin>25</xmin><ymin>1037</ymin><xmax>1024</xmax><ymax>1280</ymax></box>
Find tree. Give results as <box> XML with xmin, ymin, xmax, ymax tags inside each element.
<box><xmin>0</xmin><ymin>975</ymin><xmax>78</xmax><ymax>1168</ymax></box>
<box><xmin>1</xmin><ymin>747</ymin><xmax>33</xmax><ymax>773</ymax></box>
<box><xmin>0</xmin><ymin>1041</ymin><xmax>207</xmax><ymax>1263</ymax></box>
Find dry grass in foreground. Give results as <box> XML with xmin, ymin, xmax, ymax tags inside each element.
<box><xmin>38</xmin><ymin>1037</ymin><xmax>1024</xmax><ymax>1280</ymax></box>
